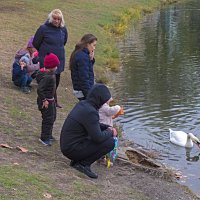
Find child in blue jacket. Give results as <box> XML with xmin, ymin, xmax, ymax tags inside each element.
<box><xmin>12</xmin><ymin>56</ymin><xmax>32</xmax><ymax>94</ymax></box>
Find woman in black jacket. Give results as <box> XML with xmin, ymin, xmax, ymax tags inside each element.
<box><xmin>69</xmin><ymin>34</ymin><xmax>97</xmax><ymax>101</ymax></box>
<box><xmin>33</xmin><ymin>9</ymin><xmax>68</xmax><ymax>108</ymax></box>
<box><xmin>60</xmin><ymin>84</ymin><xmax>116</xmax><ymax>178</ymax></box>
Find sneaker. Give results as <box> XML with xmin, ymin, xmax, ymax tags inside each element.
<box><xmin>21</xmin><ymin>86</ymin><xmax>30</xmax><ymax>94</ymax></box>
<box><xmin>70</xmin><ymin>160</ymin><xmax>77</xmax><ymax>167</ymax></box>
<box><xmin>39</xmin><ymin>138</ymin><xmax>52</xmax><ymax>146</ymax></box>
<box><xmin>49</xmin><ymin>136</ymin><xmax>56</xmax><ymax>141</ymax></box>
<box><xmin>72</xmin><ymin>163</ymin><xmax>98</xmax><ymax>179</ymax></box>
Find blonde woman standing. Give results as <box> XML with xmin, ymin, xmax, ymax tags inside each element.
<box><xmin>33</xmin><ymin>9</ymin><xmax>68</xmax><ymax>108</ymax></box>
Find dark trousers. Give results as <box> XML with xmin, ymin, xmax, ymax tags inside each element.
<box><xmin>62</xmin><ymin>137</ymin><xmax>115</xmax><ymax>166</ymax></box>
<box><xmin>14</xmin><ymin>75</ymin><xmax>32</xmax><ymax>87</ymax></box>
<box><xmin>54</xmin><ymin>74</ymin><xmax>60</xmax><ymax>104</ymax></box>
<box><xmin>40</xmin><ymin>102</ymin><xmax>56</xmax><ymax>140</ymax></box>
<box><xmin>55</xmin><ymin>73</ymin><xmax>60</xmax><ymax>89</ymax></box>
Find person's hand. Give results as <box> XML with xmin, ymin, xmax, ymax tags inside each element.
<box><xmin>89</xmin><ymin>50</ymin><xmax>94</xmax><ymax>60</ymax></box>
<box><xmin>20</xmin><ymin>62</ymin><xmax>26</xmax><ymax>70</ymax></box>
<box><xmin>112</xmin><ymin>127</ymin><xmax>118</xmax><ymax>137</ymax></box>
<box><xmin>119</xmin><ymin>107</ymin><xmax>124</xmax><ymax>115</ymax></box>
<box><xmin>112</xmin><ymin>106</ymin><xmax>124</xmax><ymax>119</ymax></box>
<box><xmin>108</xmin><ymin>127</ymin><xmax>118</xmax><ymax>137</ymax></box>
<box><xmin>42</xmin><ymin>100</ymin><xmax>49</xmax><ymax>109</ymax></box>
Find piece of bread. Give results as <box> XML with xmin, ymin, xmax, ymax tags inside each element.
<box><xmin>112</xmin><ymin>107</ymin><xmax>124</xmax><ymax>119</ymax></box>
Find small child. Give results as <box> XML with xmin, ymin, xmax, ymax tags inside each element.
<box><xmin>12</xmin><ymin>55</ymin><xmax>32</xmax><ymax>94</ymax></box>
<box><xmin>36</xmin><ymin>53</ymin><xmax>60</xmax><ymax>146</ymax></box>
<box><xmin>99</xmin><ymin>98</ymin><xmax>124</xmax><ymax>167</ymax></box>
<box><xmin>99</xmin><ymin>98</ymin><xmax>124</xmax><ymax>127</ymax></box>
<box><xmin>14</xmin><ymin>36</ymin><xmax>40</xmax><ymax>80</ymax></box>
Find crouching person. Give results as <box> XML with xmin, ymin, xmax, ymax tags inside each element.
<box><xmin>60</xmin><ymin>84</ymin><xmax>117</xmax><ymax>179</ymax></box>
<box><xmin>36</xmin><ymin>53</ymin><xmax>60</xmax><ymax>146</ymax></box>
<box><xmin>12</xmin><ymin>56</ymin><xmax>32</xmax><ymax>94</ymax></box>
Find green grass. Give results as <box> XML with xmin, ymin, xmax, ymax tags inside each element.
<box><xmin>9</xmin><ymin>106</ymin><xmax>30</xmax><ymax>120</ymax></box>
<box><xmin>0</xmin><ymin>127</ymin><xmax>14</xmax><ymax>135</ymax></box>
<box><xmin>0</xmin><ymin>165</ymin><xmax>70</xmax><ymax>200</ymax></box>
<box><xmin>0</xmin><ymin>165</ymin><xmax>103</xmax><ymax>200</ymax></box>
<box><xmin>72</xmin><ymin>180</ymin><xmax>99</xmax><ymax>199</ymax></box>
<box><xmin>127</xmin><ymin>190</ymin><xmax>150</xmax><ymax>200</ymax></box>
<box><xmin>3</xmin><ymin>95</ymin><xmax>31</xmax><ymax>120</ymax></box>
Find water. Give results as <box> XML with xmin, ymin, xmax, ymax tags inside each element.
<box><xmin>116</xmin><ymin>0</ymin><xmax>200</xmax><ymax>195</ymax></box>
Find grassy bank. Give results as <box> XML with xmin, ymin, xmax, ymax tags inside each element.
<box><xmin>1</xmin><ymin>0</ymin><xmax>198</xmax><ymax>200</ymax></box>
<box><xmin>0</xmin><ymin>0</ymin><xmax>179</xmax><ymax>81</ymax></box>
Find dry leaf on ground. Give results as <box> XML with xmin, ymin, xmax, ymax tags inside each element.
<box><xmin>13</xmin><ymin>162</ymin><xmax>20</xmax><ymax>165</ymax></box>
<box><xmin>16</xmin><ymin>146</ymin><xmax>28</xmax><ymax>153</ymax></box>
<box><xmin>0</xmin><ymin>143</ymin><xmax>13</xmax><ymax>149</ymax></box>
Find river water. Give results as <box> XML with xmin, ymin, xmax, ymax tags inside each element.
<box><xmin>116</xmin><ymin>0</ymin><xmax>200</xmax><ymax>195</ymax></box>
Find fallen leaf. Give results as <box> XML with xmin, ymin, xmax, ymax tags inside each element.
<box><xmin>13</xmin><ymin>162</ymin><xmax>19</xmax><ymax>165</ymax></box>
<box><xmin>43</xmin><ymin>192</ymin><xmax>52</xmax><ymax>199</ymax></box>
<box><xmin>16</xmin><ymin>146</ymin><xmax>28</xmax><ymax>153</ymax></box>
<box><xmin>0</xmin><ymin>144</ymin><xmax>13</xmax><ymax>149</ymax></box>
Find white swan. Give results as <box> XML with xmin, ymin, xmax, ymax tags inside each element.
<box><xmin>169</xmin><ymin>129</ymin><xmax>200</xmax><ymax>148</ymax></box>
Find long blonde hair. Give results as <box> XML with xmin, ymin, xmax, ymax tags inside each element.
<box><xmin>48</xmin><ymin>9</ymin><xmax>65</xmax><ymax>27</ymax></box>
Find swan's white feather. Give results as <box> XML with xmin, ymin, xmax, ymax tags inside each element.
<box><xmin>169</xmin><ymin>128</ymin><xmax>193</xmax><ymax>147</ymax></box>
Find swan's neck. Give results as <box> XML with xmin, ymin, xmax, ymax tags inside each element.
<box><xmin>185</xmin><ymin>136</ymin><xmax>193</xmax><ymax>148</ymax></box>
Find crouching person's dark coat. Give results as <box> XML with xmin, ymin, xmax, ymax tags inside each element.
<box><xmin>60</xmin><ymin>84</ymin><xmax>115</xmax><ymax>167</ymax></box>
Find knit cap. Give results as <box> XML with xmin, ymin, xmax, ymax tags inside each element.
<box><xmin>27</xmin><ymin>36</ymin><xmax>34</xmax><ymax>48</ymax></box>
<box><xmin>19</xmin><ymin>55</ymin><xmax>29</xmax><ymax>65</ymax></box>
<box><xmin>44</xmin><ymin>53</ymin><xmax>60</xmax><ymax>69</ymax></box>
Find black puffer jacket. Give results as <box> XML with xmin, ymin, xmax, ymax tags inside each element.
<box><xmin>60</xmin><ymin>84</ymin><xmax>112</xmax><ymax>153</ymax></box>
<box><xmin>36</xmin><ymin>69</ymin><xmax>56</xmax><ymax>109</ymax></box>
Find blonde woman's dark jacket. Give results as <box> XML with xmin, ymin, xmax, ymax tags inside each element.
<box><xmin>33</xmin><ymin>21</ymin><xmax>68</xmax><ymax>74</ymax></box>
